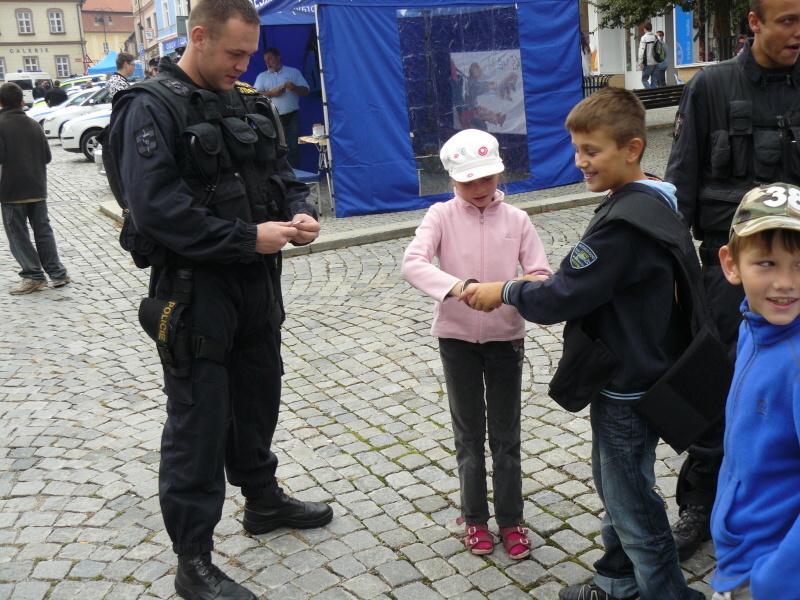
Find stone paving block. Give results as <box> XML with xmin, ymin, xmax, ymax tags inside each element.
<box><xmin>342</xmin><ymin>573</ymin><xmax>390</xmax><ymax>599</ymax></box>
<box><xmin>548</xmin><ymin>560</ymin><xmax>593</xmax><ymax>585</ymax></box>
<box><xmin>375</xmin><ymin>559</ymin><xmax>423</xmax><ymax>587</ymax></box>
<box><xmin>392</xmin><ymin>582</ymin><xmax>446</xmax><ymax>600</ymax></box>
<box><xmin>294</xmin><ymin>567</ymin><xmax>340</xmax><ymax>595</ymax></box>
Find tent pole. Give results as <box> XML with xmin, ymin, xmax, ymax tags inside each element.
<box><xmin>315</xmin><ymin>5</ymin><xmax>335</xmax><ymax>215</ymax></box>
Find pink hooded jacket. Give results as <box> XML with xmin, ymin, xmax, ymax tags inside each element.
<box><xmin>402</xmin><ymin>191</ymin><xmax>551</xmax><ymax>343</ymax></box>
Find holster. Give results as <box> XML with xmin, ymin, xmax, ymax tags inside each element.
<box><xmin>138</xmin><ymin>297</ymin><xmax>192</xmax><ymax>378</ymax></box>
<box><xmin>548</xmin><ymin>320</ymin><xmax>620</xmax><ymax>412</ymax></box>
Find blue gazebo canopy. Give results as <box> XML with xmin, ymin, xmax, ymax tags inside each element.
<box><xmin>87</xmin><ymin>51</ymin><xmax>118</xmax><ymax>75</ymax></box>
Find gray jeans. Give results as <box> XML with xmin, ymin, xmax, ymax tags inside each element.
<box><xmin>438</xmin><ymin>337</ymin><xmax>524</xmax><ymax>527</ymax></box>
<box><xmin>2</xmin><ymin>201</ymin><xmax>67</xmax><ymax>281</ymax></box>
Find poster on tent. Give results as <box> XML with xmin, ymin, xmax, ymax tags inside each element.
<box><xmin>450</xmin><ymin>49</ymin><xmax>526</xmax><ymax>136</ymax></box>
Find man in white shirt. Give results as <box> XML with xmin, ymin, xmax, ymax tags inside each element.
<box><xmin>255</xmin><ymin>47</ymin><xmax>309</xmax><ymax>166</ymax></box>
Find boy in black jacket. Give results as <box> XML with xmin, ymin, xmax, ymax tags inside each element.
<box><xmin>0</xmin><ymin>82</ymin><xmax>70</xmax><ymax>294</ymax></box>
<box><xmin>463</xmin><ymin>88</ymin><xmax>704</xmax><ymax>600</ymax></box>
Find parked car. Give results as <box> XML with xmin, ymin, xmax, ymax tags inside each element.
<box><xmin>60</xmin><ymin>109</ymin><xmax>111</xmax><ymax>161</ymax></box>
<box><xmin>42</xmin><ymin>87</ymin><xmax>110</xmax><ymax>139</ymax></box>
<box><xmin>27</xmin><ymin>88</ymin><xmax>97</xmax><ymax>126</ymax></box>
<box><xmin>59</xmin><ymin>75</ymin><xmax>105</xmax><ymax>92</ymax></box>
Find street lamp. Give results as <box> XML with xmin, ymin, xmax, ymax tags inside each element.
<box><xmin>94</xmin><ymin>7</ymin><xmax>113</xmax><ymax>54</ymax></box>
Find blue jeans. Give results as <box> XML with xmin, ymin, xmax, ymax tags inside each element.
<box><xmin>655</xmin><ymin>62</ymin><xmax>668</xmax><ymax>87</ymax></box>
<box><xmin>2</xmin><ymin>201</ymin><xmax>67</xmax><ymax>282</ymax></box>
<box><xmin>591</xmin><ymin>400</ymin><xmax>703</xmax><ymax>600</ymax></box>
<box><xmin>641</xmin><ymin>64</ymin><xmax>658</xmax><ymax>89</ymax></box>
<box><xmin>439</xmin><ymin>337</ymin><xmax>524</xmax><ymax>527</ymax></box>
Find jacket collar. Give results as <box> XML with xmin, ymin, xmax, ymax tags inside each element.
<box><xmin>0</xmin><ymin>107</ymin><xmax>24</xmax><ymax>117</ymax></box>
<box><xmin>454</xmin><ymin>189</ymin><xmax>505</xmax><ymax>212</ymax></box>
<box><xmin>741</xmin><ymin>299</ymin><xmax>800</xmax><ymax>346</ymax></box>
<box><xmin>739</xmin><ymin>41</ymin><xmax>800</xmax><ymax>87</ymax></box>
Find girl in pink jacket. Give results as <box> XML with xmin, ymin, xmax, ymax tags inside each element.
<box><xmin>402</xmin><ymin>129</ymin><xmax>551</xmax><ymax>559</ymax></box>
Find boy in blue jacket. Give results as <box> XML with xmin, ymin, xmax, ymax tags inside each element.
<box><xmin>712</xmin><ymin>183</ymin><xmax>800</xmax><ymax>600</ymax></box>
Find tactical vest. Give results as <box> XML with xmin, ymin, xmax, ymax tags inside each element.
<box><xmin>107</xmin><ymin>72</ymin><xmax>289</xmax><ymax>267</ymax></box>
<box><xmin>698</xmin><ymin>54</ymin><xmax>800</xmax><ymax>236</ymax></box>
<box><xmin>549</xmin><ymin>184</ymin><xmax>731</xmax><ymax>452</ymax></box>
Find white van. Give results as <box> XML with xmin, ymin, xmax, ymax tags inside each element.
<box><xmin>6</xmin><ymin>72</ymin><xmax>54</xmax><ymax>107</ymax></box>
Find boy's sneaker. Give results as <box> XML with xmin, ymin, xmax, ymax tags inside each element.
<box><xmin>672</xmin><ymin>505</ymin><xmax>711</xmax><ymax>561</ymax></box>
<box><xmin>558</xmin><ymin>584</ymin><xmax>637</xmax><ymax>600</ymax></box>
<box><xmin>51</xmin><ymin>276</ymin><xmax>71</xmax><ymax>288</ymax></box>
<box><xmin>9</xmin><ymin>279</ymin><xmax>46</xmax><ymax>295</ymax></box>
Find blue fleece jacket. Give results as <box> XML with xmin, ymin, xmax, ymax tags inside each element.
<box><xmin>711</xmin><ymin>302</ymin><xmax>800</xmax><ymax>597</ymax></box>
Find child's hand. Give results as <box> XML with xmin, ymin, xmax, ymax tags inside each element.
<box><xmin>461</xmin><ymin>282</ymin><xmax>504</xmax><ymax>312</ymax></box>
<box><xmin>517</xmin><ymin>274</ymin><xmax>549</xmax><ymax>282</ymax></box>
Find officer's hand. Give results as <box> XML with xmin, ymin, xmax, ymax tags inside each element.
<box><xmin>461</xmin><ymin>282</ymin><xmax>504</xmax><ymax>312</ymax></box>
<box><xmin>289</xmin><ymin>214</ymin><xmax>321</xmax><ymax>245</ymax></box>
<box><xmin>256</xmin><ymin>221</ymin><xmax>297</xmax><ymax>254</ymax></box>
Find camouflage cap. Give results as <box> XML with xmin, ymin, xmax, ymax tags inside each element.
<box><xmin>731</xmin><ymin>183</ymin><xmax>800</xmax><ymax>237</ymax></box>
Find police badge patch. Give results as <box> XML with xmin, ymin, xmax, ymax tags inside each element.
<box><xmin>135</xmin><ymin>126</ymin><xmax>157</xmax><ymax>158</ymax></box>
<box><xmin>569</xmin><ymin>241</ymin><xmax>597</xmax><ymax>269</ymax></box>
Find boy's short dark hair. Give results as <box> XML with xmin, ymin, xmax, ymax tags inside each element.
<box><xmin>565</xmin><ymin>87</ymin><xmax>647</xmax><ymax>153</ymax></box>
<box><xmin>0</xmin><ymin>82</ymin><xmax>24</xmax><ymax>109</ymax></box>
<box><xmin>188</xmin><ymin>0</ymin><xmax>259</xmax><ymax>39</ymax></box>
<box><xmin>727</xmin><ymin>229</ymin><xmax>800</xmax><ymax>262</ymax></box>
<box><xmin>116</xmin><ymin>52</ymin><xmax>135</xmax><ymax>70</ymax></box>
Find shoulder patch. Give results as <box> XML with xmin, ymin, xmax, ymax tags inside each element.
<box><xmin>569</xmin><ymin>241</ymin><xmax>598</xmax><ymax>269</ymax></box>
<box><xmin>235</xmin><ymin>81</ymin><xmax>259</xmax><ymax>95</ymax></box>
<box><xmin>135</xmin><ymin>125</ymin><xmax>157</xmax><ymax>158</ymax></box>
<box><xmin>159</xmin><ymin>78</ymin><xmax>191</xmax><ymax>97</ymax></box>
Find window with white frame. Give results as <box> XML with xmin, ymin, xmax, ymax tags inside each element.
<box><xmin>23</xmin><ymin>56</ymin><xmax>40</xmax><ymax>72</ymax></box>
<box><xmin>162</xmin><ymin>0</ymin><xmax>171</xmax><ymax>24</ymax></box>
<box><xmin>16</xmin><ymin>9</ymin><xmax>34</xmax><ymax>34</ymax></box>
<box><xmin>0</xmin><ymin>58</ymin><xmax>6</xmax><ymax>81</ymax></box>
<box><xmin>55</xmin><ymin>55</ymin><xmax>70</xmax><ymax>77</ymax></box>
<box><xmin>48</xmin><ymin>9</ymin><xmax>65</xmax><ymax>33</ymax></box>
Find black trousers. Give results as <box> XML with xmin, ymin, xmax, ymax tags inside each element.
<box><xmin>156</xmin><ymin>261</ymin><xmax>283</xmax><ymax>555</ymax></box>
<box><xmin>676</xmin><ymin>240</ymin><xmax>743</xmax><ymax>510</ymax></box>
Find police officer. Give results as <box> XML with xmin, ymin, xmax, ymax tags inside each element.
<box><xmin>665</xmin><ymin>0</ymin><xmax>800</xmax><ymax>561</ymax></box>
<box><xmin>107</xmin><ymin>0</ymin><xmax>331</xmax><ymax>598</ymax></box>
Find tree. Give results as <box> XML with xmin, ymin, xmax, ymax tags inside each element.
<box><xmin>591</xmin><ymin>0</ymin><xmax>750</xmax><ymax>60</ymax></box>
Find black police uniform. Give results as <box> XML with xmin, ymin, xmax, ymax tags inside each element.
<box><xmin>665</xmin><ymin>43</ymin><xmax>800</xmax><ymax>513</ymax></box>
<box><xmin>108</xmin><ymin>60</ymin><xmax>317</xmax><ymax>557</ymax></box>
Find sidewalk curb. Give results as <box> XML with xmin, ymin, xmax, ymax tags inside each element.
<box><xmin>100</xmin><ymin>191</ymin><xmax>603</xmax><ymax>258</ymax></box>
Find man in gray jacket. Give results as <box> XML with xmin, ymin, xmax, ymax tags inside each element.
<box><xmin>0</xmin><ymin>82</ymin><xmax>70</xmax><ymax>295</ymax></box>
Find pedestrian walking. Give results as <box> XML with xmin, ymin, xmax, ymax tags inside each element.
<box><xmin>638</xmin><ymin>22</ymin><xmax>659</xmax><ymax>88</ymax></box>
<box><xmin>402</xmin><ymin>129</ymin><xmax>552</xmax><ymax>560</ymax></box>
<box><xmin>106</xmin><ymin>0</ymin><xmax>330</xmax><ymax>597</ymax></box>
<box><xmin>655</xmin><ymin>30</ymin><xmax>669</xmax><ymax>87</ymax></box>
<box><xmin>463</xmin><ymin>88</ymin><xmax>705</xmax><ymax>600</ymax></box>
<box><xmin>0</xmin><ymin>82</ymin><xmax>70</xmax><ymax>295</ymax></box>
<box><xmin>664</xmin><ymin>0</ymin><xmax>800</xmax><ymax>561</ymax></box>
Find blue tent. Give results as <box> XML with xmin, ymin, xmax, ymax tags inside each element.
<box><xmin>87</xmin><ymin>51</ymin><xmax>118</xmax><ymax>75</ymax></box>
<box><xmin>251</xmin><ymin>0</ymin><xmax>583</xmax><ymax>217</ymax></box>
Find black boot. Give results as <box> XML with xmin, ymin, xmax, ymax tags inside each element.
<box><xmin>175</xmin><ymin>553</ymin><xmax>257</xmax><ymax>600</ymax></box>
<box><xmin>672</xmin><ymin>505</ymin><xmax>711</xmax><ymax>561</ymax></box>
<box><xmin>243</xmin><ymin>490</ymin><xmax>333</xmax><ymax>535</ymax></box>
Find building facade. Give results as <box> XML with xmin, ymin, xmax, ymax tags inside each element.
<box><xmin>0</xmin><ymin>0</ymin><xmax>86</xmax><ymax>79</ymax></box>
<box><xmin>132</xmin><ymin>0</ymin><xmax>160</xmax><ymax>64</ymax></box>
<box><xmin>81</xmin><ymin>0</ymin><xmax>134</xmax><ymax>66</ymax></box>
<box><xmin>156</xmin><ymin>0</ymin><xmax>188</xmax><ymax>58</ymax></box>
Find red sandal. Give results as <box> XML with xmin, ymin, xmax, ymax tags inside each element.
<box><xmin>458</xmin><ymin>518</ymin><xmax>495</xmax><ymax>555</ymax></box>
<box><xmin>499</xmin><ymin>524</ymin><xmax>531</xmax><ymax>559</ymax></box>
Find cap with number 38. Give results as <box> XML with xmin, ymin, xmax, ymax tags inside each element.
<box><xmin>731</xmin><ymin>182</ymin><xmax>800</xmax><ymax>237</ymax></box>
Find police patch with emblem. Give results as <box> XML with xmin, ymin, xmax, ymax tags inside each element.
<box><xmin>569</xmin><ymin>241</ymin><xmax>597</xmax><ymax>269</ymax></box>
<box><xmin>159</xmin><ymin>78</ymin><xmax>191</xmax><ymax>96</ymax></box>
<box><xmin>135</xmin><ymin>126</ymin><xmax>157</xmax><ymax>158</ymax></box>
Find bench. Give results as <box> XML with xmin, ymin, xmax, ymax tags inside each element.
<box><xmin>633</xmin><ymin>84</ymin><xmax>685</xmax><ymax>109</ymax></box>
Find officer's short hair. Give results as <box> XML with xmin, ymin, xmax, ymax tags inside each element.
<box><xmin>565</xmin><ymin>87</ymin><xmax>647</xmax><ymax>153</ymax></box>
<box><xmin>188</xmin><ymin>0</ymin><xmax>259</xmax><ymax>38</ymax></box>
<box><xmin>0</xmin><ymin>82</ymin><xmax>23</xmax><ymax>109</ymax></box>
<box><xmin>117</xmin><ymin>52</ymin><xmax>135</xmax><ymax>70</ymax></box>
<box><xmin>727</xmin><ymin>228</ymin><xmax>800</xmax><ymax>262</ymax></box>
<box><xmin>750</xmin><ymin>0</ymin><xmax>765</xmax><ymax>19</ymax></box>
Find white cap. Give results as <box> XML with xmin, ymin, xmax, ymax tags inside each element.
<box><xmin>440</xmin><ymin>129</ymin><xmax>505</xmax><ymax>183</ymax></box>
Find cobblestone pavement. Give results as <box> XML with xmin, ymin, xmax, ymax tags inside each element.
<box><xmin>0</xmin><ymin>132</ymin><xmax>716</xmax><ymax>600</ymax></box>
